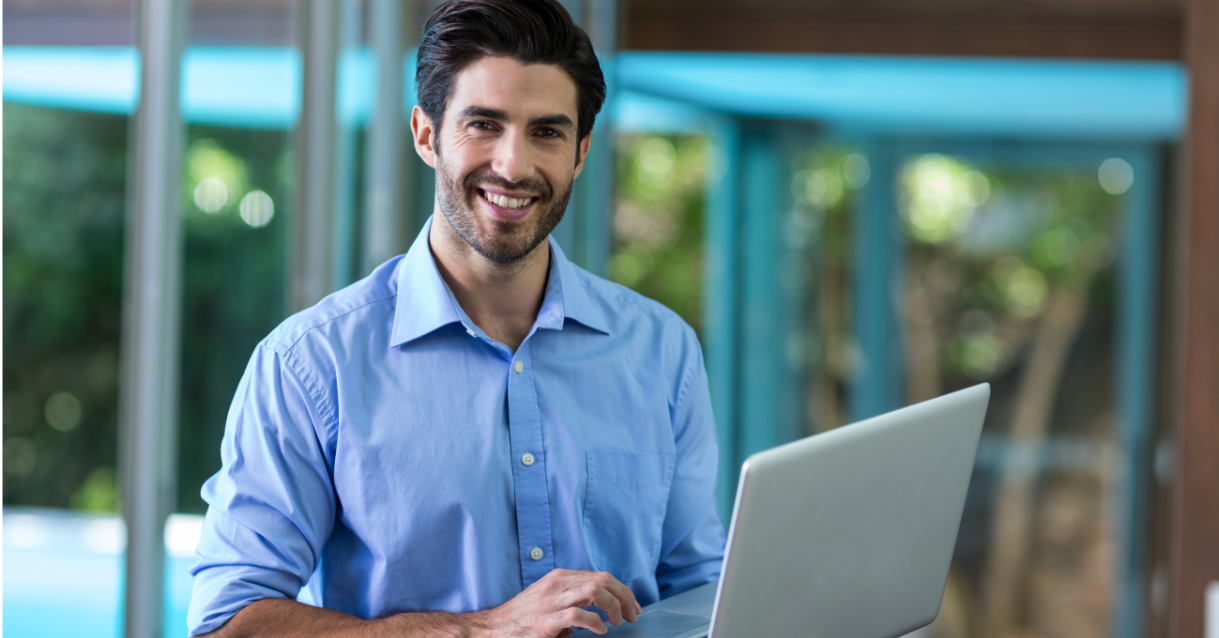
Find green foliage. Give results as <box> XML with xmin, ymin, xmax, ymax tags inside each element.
<box><xmin>176</xmin><ymin>126</ymin><xmax>289</xmax><ymax>513</ymax></box>
<box><xmin>609</xmin><ymin>134</ymin><xmax>708</xmax><ymax>334</ymax></box>
<box><xmin>69</xmin><ymin>466</ymin><xmax>120</xmax><ymax>512</ymax></box>
<box><xmin>899</xmin><ymin>153</ymin><xmax>1122</xmax><ymax>383</ymax></box>
<box><xmin>3</xmin><ymin>104</ymin><xmax>289</xmax><ymax>514</ymax></box>
<box><xmin>3</xmin><ymin>104</ymin><xmax>127</xmax><ymax>509</ymax></box>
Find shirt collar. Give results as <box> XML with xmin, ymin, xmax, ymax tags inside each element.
<box><xmin>390</xmin><ymin>216</ymin><xmax>464</xmax><ymax>347</ymax></box>
<box><xmin>548</xmin><ymin>237</ymin><xmax>610</xmax><ymax>336</ymax></box>
<box><xmin>390</xmin><ymin>217</ymin><xmax>609</xmax><ymax>348</ymax></box>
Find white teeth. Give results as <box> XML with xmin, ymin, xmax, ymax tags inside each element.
<box><xmin>484</xmin><ymin>192</ymin><xmax>530</xmax><ymax>210</ymax></box>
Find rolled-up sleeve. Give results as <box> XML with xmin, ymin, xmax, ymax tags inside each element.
<box><xmin>188</xmin><ymin>341</ymin><xmax>337</xmax><ymax>636</ymax></box>
<box><xmin>655</xmin><ymin>322</ymin><xmax>726</xmax><ymax>598</ymax></box>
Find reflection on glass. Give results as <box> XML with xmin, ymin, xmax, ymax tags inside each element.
<box><xmin>899</xmin><ymin>153</ymin><xmax>1122</xmax><ymax>638</ymax></box>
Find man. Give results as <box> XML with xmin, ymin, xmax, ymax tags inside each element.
<box><xmin>188</xmin><ymin>1</ymin><xmax>725</xmax><ymax>636</ymax></box>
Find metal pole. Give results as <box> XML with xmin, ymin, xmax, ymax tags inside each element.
<box><xmin>703</xmin><ymin>116</ymin><xmax>742</xmax><ymax>523</ymax></box>
<box><xmin>550</xmin><ymin>0</ymin><xmax>584</xmax><ymax>259</ymax></box>
<box><xmin>331</xmin><ymin>0</ymin><xmax>363</xmax><ymax>289</ymax></box>
<box><xmin>363</xmin><ymin>0</ymin><xmax>416</xmax><ymax>273</ymax></box>
<box><xmin>291</xmin><ymin>0</ymin><xmax>341</xmax><ymax>312</ymax></box>
<box><xmin>739</xmin><ymin>123</ymin><xmax>782</xmax><ymax>460</ymax></box>
<box><xmin>849</xmin><ymin>141</ymin><xmax>903</xmax><ymax>422</ymax></box>
<box><xmin>1115</xmin><ymin>148</ymin><xmax>1162</xmax><ymax>638</ymax></box>
<box><xmin>119</xmin><ymin>0</ymin><xmax>186</xmax><ymax>634</ymax></box>
<box><xmin>578</xmin><ymin>0</ymin><xmax>617</xmax><ymax>277</ymax></box>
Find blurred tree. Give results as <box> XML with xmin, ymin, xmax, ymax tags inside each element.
<box><xmin>175</xmin><ymin>125</ymin><xmax>289</xmax><ymax>513</ymax></box>
<box><xmin>610</xmin><ymin>134</ymin><xmax>708</xmax><ymax>335</ymax></box>
<box><xmin>3</xmin><ymin>104</ymin><xmax>290</xmax><ymax>515</ymax></box>
<box><xmin>789</xmin><ymin>147</ymin><xmax>865</xmax><ymax>434</ymax></box>
<box><xmin>896</xmin><ymin>154</ymin><xmax>1122</xmax><ymax>638</ymax></box>
<box><xmin>3</xmin><ymin>104</ymin><xmax>127</xmax><ymax>510</ymax></box>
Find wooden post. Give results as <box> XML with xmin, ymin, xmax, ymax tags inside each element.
<box><xmin>1169</xmin><ymin>0</ymin><xmax>1219</xmax><ymax>636</ymax></box>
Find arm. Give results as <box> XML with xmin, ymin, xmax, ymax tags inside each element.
<box><xmin>190</xmin><ymin>347</ymin><xmax>641</xmax><ymax>638</ymax></box>
<box><xmin>655</xmin><ymin>322</ymin><xmax>727</xmax><ymax>597</ymax></box>
<box><xmin>202</xmin><ymin>569</ymin><xmax>644</xmax><ymax>638</ymax></box>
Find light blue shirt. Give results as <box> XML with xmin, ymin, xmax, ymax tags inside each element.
<box><xmin>188</xmin><ymin>218</ymin><xmax>726</xmax><ymax>636</ymax></box>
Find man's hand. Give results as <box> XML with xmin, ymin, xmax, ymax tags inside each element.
<box><xmin>480</xmin><ymin>569</ymin><xmax>643</xmax><ymax>637</ymax></box>
<box><xmin>201</xmin><ymin>569</ymin><xmax>641</xmax><ymax>638</ymax></box>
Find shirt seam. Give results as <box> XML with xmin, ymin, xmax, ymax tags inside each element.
<box><xmin>273</xmin><ymin>292</ymin><xmax>398</xmax><ymax>354</ymax></box>
<box><xmin>276</xmin><ymin>344</ymin><xmax>340</xmax><ymax>456</ymax></box>
<box><xmin>671</xmin><ymin>324</ymin><xmax>697</xmax><ymax>424</ymax></box>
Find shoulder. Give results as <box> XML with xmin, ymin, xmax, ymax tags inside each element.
<box><xmin>563</xmin><ymin>264</ymin><xmax>703</xmax><ymax>386</ymax></box>
<box><xmin>262</xmin><ymin>256</ymin><xmax>403</xmax><ymax>357</ymax></box>
<box><xmin>569</xmin><ymin>264</ymin><xmax>694</xmax><ymax>338</ymax></box>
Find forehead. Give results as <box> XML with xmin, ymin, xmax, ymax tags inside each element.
<box><xmin>447</xmin><ymin>56</ymin><xmax>578</xmax><ymax>121</ymax></box>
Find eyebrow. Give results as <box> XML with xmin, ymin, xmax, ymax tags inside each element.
<box><xmin>457</xmin><ymin>106</ymin><xmax>509</xmax><ymax>121</ymax></box>
<box><xmin>527</xmin><ymin>114</ymin><xmax>574</xmax><ymax>130</ymax></box>
<box><xmin>456</xmin><ymin>106</ymin><xmax>574</xmax><ymax>130</ymax></box>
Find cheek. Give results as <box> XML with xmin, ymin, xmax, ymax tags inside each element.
<box><xmin>537</xmin><ymin>148</ymin><xmax>578</xmax><ymax>180</ymax></box>
<box><xmin>440</xmin><ymin>132</ymin><xmax>489</xmax><ymax>166</ymax></box>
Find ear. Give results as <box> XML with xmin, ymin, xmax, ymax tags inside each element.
<box><xmin>572</xmin><ymin>132</ymin><xmax>592</xmax><ymax>179</ymax></box>
<box><xmin>411</xmin><ymin>105</ymin><xmax>438</xmax><ymax>168</ymax></box>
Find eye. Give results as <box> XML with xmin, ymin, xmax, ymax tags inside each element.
<box><xmin>471</xmin><ymin>120</ymin><xmax>497</xmax><ymax>131</ymax></box>
<box><xmin>536</xmin><ymin>127</ymin><xmax>561</xmax><ymax>138</ymax></box>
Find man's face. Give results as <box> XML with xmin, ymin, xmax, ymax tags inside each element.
<box><xmin>418</xmin><ymin>56</ymin><xmax>588</xmax><ymax>263</ymax></box>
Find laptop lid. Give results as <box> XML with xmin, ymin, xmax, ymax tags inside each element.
<box><xmin>708</xmin><ymin>383</ymin><xmax>990</xmax><ymax>638</ymax></box>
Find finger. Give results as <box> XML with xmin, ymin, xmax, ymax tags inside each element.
<box><xmin>578</xmin><ymin>581</ymin><xmax>626</xmax><ymax>626</ymax></box>
<box><xmin>591</xmin><ymin>572</ymin><xmax>640</xmax><ymax>623</ymax></box>
<box><xmin>548</xmin><ymin>608</ymin><xmax>607</xmax><ymax>636</ymax></box>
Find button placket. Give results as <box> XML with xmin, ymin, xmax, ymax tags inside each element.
<box><xmin>505</xmin><ymin>346</ymin><xmax>554</xmax><ymax>586</ymax></box>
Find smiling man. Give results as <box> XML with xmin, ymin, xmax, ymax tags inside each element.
<box><xmin>187</xmin><ymin>1</ymin><xmax>726</xmax><ymax>637</ymax></box>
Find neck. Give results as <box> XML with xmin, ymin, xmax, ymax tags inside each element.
<box><xmin>428</xmin><ymin>209</ymin><xmax>550</xmax><ymax>352</ymax></box>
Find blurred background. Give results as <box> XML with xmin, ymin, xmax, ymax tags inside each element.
<box><xmin>4</xmin><ymin>0</ymin><xmax>1218</xmax><ymax>637</ymax></box>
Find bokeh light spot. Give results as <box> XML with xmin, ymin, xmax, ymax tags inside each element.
<box><xmin>957</xmin><ymin>333</ymin><xmax>1010</xmax><ymax>379</ymax></box>
<box><xmin>44</xmin><ymin>391</ymin><xmax>83</xmax><ymax>432</ymax></box>
<box><xmin>792</xmin><ymin>168</ymin><xmax>842</xmax><ymax>207</ymax></box>
<box><xmin>1035</xmin><ymin>227</ymin><xmax>1082</xmax><ymax>267</ymax></box>
<box><xmin>1098</xmin><ymin>158</ymin><xmax>1134</xmax><ymax>195</ymax></box>
<box><xmin>194</xmin><ymin>176</ymin><xmax>229</xmax><ymax>213</ymax></box>
<box><xmin>239</xmin><ymin>190</ymin><xmax>275</xmax><ymax>228</ymax></box>
<box><xmin>842</xmin><ymin>153</ymin><xmax>871</xmax><ymax>189</ymax></box>
<box><xmin>993</xmin><ymin>256</ymin><xmax>1048</xmax><ymax>317</ymax></box>
<box><xmin>902</xmin><ymin>154</ymin><xmax>989</xmax><ymax>244</ymax></box>
<box><xmin>638</xmin><ymin>138</ymin><xmax>676</xmax><ymax>188</ymax></box>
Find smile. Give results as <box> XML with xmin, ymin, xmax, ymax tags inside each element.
<box><xmin>477</xmin><ymin>189</ymin><xmax>537</xmax><ymax>211</ymax></box>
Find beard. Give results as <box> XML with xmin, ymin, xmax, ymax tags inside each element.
<box><xmin>434</xmin><ymin>148</ymin><xmax>572</xmax><ymax>264</ymax></box>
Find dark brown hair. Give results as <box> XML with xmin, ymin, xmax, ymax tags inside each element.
<box><xmin>416</xmin><ymin>0</ymin><xmax>606</xmax><ymax>143</ymax></box>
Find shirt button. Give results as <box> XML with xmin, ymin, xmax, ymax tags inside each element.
<box><xmin>530</xmin><ymin>547</ymin><xmax>544</xmax><ymax>561</ymax></box>
<box><xmin>521</xmin><ymin>452</ymin><xmax>535</xmax><ymax>466</ymax></box>
<box><xmin>513</xmin><ymin>360</ymin><xmax>524</xmax><ymax>374</ymax></box>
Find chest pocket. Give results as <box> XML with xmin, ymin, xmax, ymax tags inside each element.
<box><xmin>582</xmin><ymin>450</ymin><xmax>675</xmax><ymax>583</ymax></box>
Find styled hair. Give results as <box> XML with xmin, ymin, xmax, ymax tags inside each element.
<box><xmin>416</xmin><ymin>0</ymin><xmax>606</xmax><ymax>143</ymax></box>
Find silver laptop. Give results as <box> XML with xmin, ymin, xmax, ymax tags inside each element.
<box><xmin>573</xmin><ymin>383</ymin><xmax>990</xmax><ymax>638</ymax></box>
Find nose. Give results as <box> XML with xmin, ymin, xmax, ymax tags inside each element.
<box><xmin>489</xmin><ymin>129</ymin><xmax>535</xmax><ymax>185</ymax></box>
